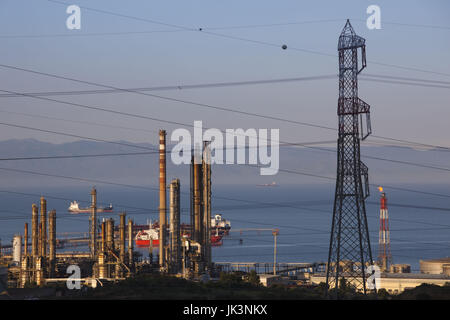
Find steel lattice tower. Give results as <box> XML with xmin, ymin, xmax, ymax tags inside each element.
<box><xmin>326</xmin><ymin>20</ymin><xmax>374</xmax><ymax>296</ymax></box>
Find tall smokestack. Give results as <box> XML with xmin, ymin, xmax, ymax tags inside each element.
<box><xmin>40</xmin><ymin>197</ymin><xmax>47</xmax><ymax>257</ymax></box>
<box><xmin>159</xmin><ymin>130</ymin><xmax>167</xmax><ymax>269</ymax></box>
<box><xmin>31</xmin><ymin>204</ymin><xmax>39</xmax><ymax>259</ymax></box>
<box><xmin>48</xmin><ymin>210</ymin><xmax>56</xmax><ymax>277</ymax></box>
<box><xmin>378</xmin><ymin>188</ymin><xmax>392</xmax><ymax>272</ymax></box>
<box><xmin>169</xmin><ymin>179</ymin><xmax>181</xmax><ymax>273</ymax></box>
<box><xmin>101</xmin><ymin>220</ymin><xmax>106</xmax><ymax>253</ymax></box>
<box><xmin>106</xmin><ymin>218</ymin><xmax>114</xmax><ymax>252</ymax></box>
<box><xmin>24</xmin><ymin>223</ymin><xmax>28</xmax><ymax>258</ymax></box>
<box><xmin>90</xmin><ymin>187</ymin><xmax>97</xmax><ymax>259</ymax></box>
<box><xmin>128</xmin><ymin>218</ymin><xmax>134</xmax><ymax>267</ymax></box>
<box><xmin>193</xmin><ymin>158</ymin><xmax>202</xmax><ymax>243</ymax></box>
<box><xmin>202</xmin><ymin>141</ymin><xmax>212</xmax><ymax>268</ymax></box>
<box><xmin>119</xmin><ymin>213</ymin><xmax>126</xmax><ymax>264</ymax></box>
<box><xmin>98</xmin><ymin>220</ymin><xmax>107</xmax><ymax>279</ymax></box>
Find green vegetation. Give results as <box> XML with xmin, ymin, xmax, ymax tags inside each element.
<box><xmin>395</xmin><ymin>282</ymin><xmax>450</xmax><ymax>300</ymax></box>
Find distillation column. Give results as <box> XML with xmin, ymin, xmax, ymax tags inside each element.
<box><xmin>31</xmin><ymin>204</ymin><xmax>39</xmax><ymax>260</ymax></box>
<box><xmin>128</xmin><ymin>218</ymin><xmax>134</xmax><ymax>270</ymax></box>
<box><xmin>40</xmin><ymin>197</ymin><xmax>47</xmax><ymax>259</ymax></box>
<box><xmin>169</xmin><ymin>179</ymin><xmax>181</xmax><ymax>273</ymax></box>
<box><xmin>118</xmin><ymin>213</ymin><xmax>126</xmax><ymax>277</ymax></box>
<box><xmin>90</xmin><ymin>187</ymin><xmax>97</xmax><ymax>259</ymax></box>
<box><xmin>98</xmin><ymin>220</ymin><xmax>107</xmax><ymax>278</ymax></box>
<box><xmin>202</xmin><ymin>141</ymin><xmax>212</xmax><ymax>269</ymax></box>
<box><xmin>48</xmin><ymin>210</ymin><xmax>56</xmax><ymax>277</ymax></box>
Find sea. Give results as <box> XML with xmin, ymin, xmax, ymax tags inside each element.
<box><xmin>1</xmin><ymin>183</ymin><xmax>450</xmax><ymax>272</ymax></box>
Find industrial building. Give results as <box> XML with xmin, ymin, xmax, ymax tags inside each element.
<box><xmin>311</xmin><ymin>272</ymin><xmax>450</xmax><ymax>295</ymax></box>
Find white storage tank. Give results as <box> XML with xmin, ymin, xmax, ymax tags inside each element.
<box><xmin>12</xmin><ymin>235</ymin><xmax>22</xmax><ymax>264</ymax></box>
<box><xmin>420</xmin><ymin>258</ymin><xmax>450</xmax><ymax>274</ymax></box>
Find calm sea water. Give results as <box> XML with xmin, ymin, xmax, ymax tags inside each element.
<box><xmin>1</xmin><ymin>183</ymin><xmax>450</xmax><ymax>272</ymax></box>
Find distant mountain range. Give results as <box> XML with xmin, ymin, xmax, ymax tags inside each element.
<box><xmin>0</xmin><ymin>139</ymin><xmax>447</xmax><ymax>188</ymax></box>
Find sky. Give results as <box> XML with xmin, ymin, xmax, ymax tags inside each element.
<box><xmin>0</xmin><ymin>0</ymin><xmax>449</xmax><ymax>147</ymax></box>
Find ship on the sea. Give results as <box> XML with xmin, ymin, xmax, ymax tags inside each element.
<box><xmin>135</xmin><ymin>214</ymin><xmax>231</xmax><ymax>247</ymax></box>
<box><xmin>135</xmin><ymin>227</ymin><xmax>223</xmax><ymax>247</ymax></box>
<box><xmin>256</xmin><ymin>181</ymin><xmax>278</xmax><ymax>187</ymax></box>
<box><xmin>68</xmin><ymin>201</ymin><xmax>113</xmax><ymax>214</ymax></box>
<box><xmin>211</xmin><ymin>214</ymin><xmax>231</xmax><ymax>233</ymax></box>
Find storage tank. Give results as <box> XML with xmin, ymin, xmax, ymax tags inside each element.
<box><xmin>389</xmin><ymin>264</ymin><xmax>411</xmax><ymax>273</ymax></box>
<box><xmin>420</xmin><ymin>258</ymin><xmax>450</xmax><ymax>274</ymax></box>
<box><xmin>12</xmin><ymin>235</ymin><xmax>22</xmax><ymax>264</ymax></box>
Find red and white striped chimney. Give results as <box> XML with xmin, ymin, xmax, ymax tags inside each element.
<box><xmin>378</xmin><ymin>187</ymin><xmax>392</xmax><ymax>272</ymax></box>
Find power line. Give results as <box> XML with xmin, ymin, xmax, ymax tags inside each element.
<box><xmin>44</xmin><ymin>0</ymin><xmax>450</xmax><ymax>78</ymax></box>
<box><xmin>361</xmin><ymin>77</ymin><xmax>450</xmax><ymax>90</ymax></box>
<box><xmin>0</xmin><ymin>74</ymin><xmax>337</xmax><ymax>98</ymax></box>
<box><xmin>0</xmin><ymin>117</ymin><xmax>449</xmax><ymax>201</ymax></box>
<box><xmin>0</xmin><ymin>167</ymin><xmax>158</xmax><ymax>191</ymax></box>
<box><xmin>1</xmin><ymin>69</ymin><xmax>450</xmax><ymax>198</ymax></box>
<box><xmin>0</xmin><ymin>151</ymin><xmax>159</xmax><ymax>161</ymax></box>
<box><xmin>0</xmin><ymin>73</ymin><xmax>448</xmax><ymax>99</ymax></box>
<box><xmin>2</xmin><ymin>62</ymin><xmax>450</xmax><ymax>155</ymax></box>
<box><xmin>0</xmin><ymin>64</ymin><xmax>339</xmax><ymax>133</ymax></box>
<box><xmin>1</xmin><ymin>98</ymin><xmax>450</xmax><ymax>202</ymax></box>
<box><xmin>0</xmin><ymin>115</ymin><xmax>448</xmax><ymax>175</ymax></box>
<box><xmin>0</xmin><ymin>121</ymin><xmax>158</xmax><ymax>152</ymax></box>
<box><xmin>0</xmin><ymin>19</ymin><xmax>346</xmax><ymax>39</ymax></box>
<box><xmin>350</xmin><ymin>18</ymin><xmax>450</xmax><ymax>31</ymax></box>
<box><xmin>0</xmin><ymin>189</ymin><xmax>153</xmax><ymax>212</ymax></box>
<box><xmin>0</xmin><ymin>29</ymin><xmax>184</xmax><ymax>39</ymax></box>
<box><xmin>229</xmin><ymin>161</ymin><xmax>450</xmax><ymax>200</ymax></box>
<box><xmin>0</xmin><ymin>109</ymin><xmax>160</xmax><ymax>135</ymax></box>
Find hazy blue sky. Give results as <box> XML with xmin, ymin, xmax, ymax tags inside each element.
<box><xmin>0</xmin><ymin>0</ymin><xmax>449</xmax><ymax>146</ymax></box>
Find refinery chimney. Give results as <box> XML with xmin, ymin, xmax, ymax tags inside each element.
<box><xmin>202</xmin><ymin>141</ymin><xmax>212</xmax><ymax>268</ymax></box>
<box><xmin>31</xmin><ymin>204</ymin><xmax>39</xmax><ymax>259</ymax></box>
<box><xmin>169</xmin><ymin>178</ymin><xmax>181</xmax><ymax>273</ymax></box>
<box><xmin>24</xmin><ymin>223</ymin><xmax>28</xmax><ymax>258</ymax></box>
<box><xmin>40</xmin><ymin>197</ymin><xmax>47</xmax><ymax>258</ymax></box>
<box><xmin>159</xmin><ymin>130</ymin><xmax>167</xmax><ymax>269</ymax></box>
<box><xmin>193</xmin><ymin>156</ymin><xmax>202</xmax><ymax>244</ymax></box>
<box><xmin>378</xmin><ymin>187</ymin><xmax>392</xmax><ymax>272</ymax></box>
<box><xmin>128</xmin><ymin>218</ymin><xmax>134</xmax><ymax>268</ymax></box>
<box><xmin>48</xmin><ymin>209</ymin><xmax>56</xmax><ymax>277</ymax></box>
<box><xmin>90</xmin><ymin>187</ymin><xmax>97</xmax><ymax>259</ymax></box>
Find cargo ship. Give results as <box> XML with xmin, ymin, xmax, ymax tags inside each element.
<box><xmin>211</xmin><ymin>214</ymin><xmax>231</xmax><ymax>234</ymax></box>
<box><xmin>135</xmin><ymin>228</ymin><xmax>223</xmax><ymax>247</ymax></box>
<box><xmin>256</xmin><ymin>181</ymin><xmax>278</xmax><ymax>187</ymax></box>
<box><xmin>68</xmin><ymin>201</ymin><xmax>113</xmax><ymax>214</ymax></box>
<box><xmin>135</xmin><ymin>214</ymin><xmax>230</xmax><ymax>247</ymax></box>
